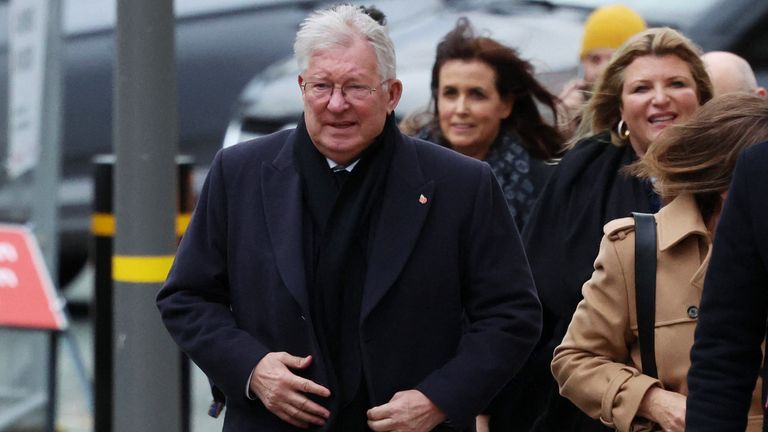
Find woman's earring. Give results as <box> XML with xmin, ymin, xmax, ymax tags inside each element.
<box><xmin>617</xmin><ymin>119</ymin><xmax>630</xmax><ymax>139</ymax></box>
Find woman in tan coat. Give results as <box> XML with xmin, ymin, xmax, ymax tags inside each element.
<box><xmin>551</xmin><ymin>93</ymin><xmax>768</xmax><ymax>432</ymax></box>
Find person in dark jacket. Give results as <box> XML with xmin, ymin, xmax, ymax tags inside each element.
<box><xmin>156</xmin><ymin>4</ymin><xmax>542</xmax><ymax>431</ymax></box>
<box><xmin>686</xmin><ymin>141</ymin><xmax>768</xmax><ymax>430</ymax></box>
<box><xmin>401</xmin><ymin>18</ymin><xmax>563</xmax><ymax>230</ymax></box>
<box><xmin>518</xmin><ymin>27</ymin><xmax>713</xmax><ymax>431</ymax></box>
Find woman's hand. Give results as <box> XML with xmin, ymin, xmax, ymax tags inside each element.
<box><xmin>637</xmin><ymin>387</ymin><xmax>686</xmax><ymax>432</ymax></box>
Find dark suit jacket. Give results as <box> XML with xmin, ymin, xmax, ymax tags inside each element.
<box><xmin>686</xmin><ymin>141</ymin><xmax>768</xmax><ymax>431</ymax></box>
<box><xmin>157</xmin><ymin>126</ymin><xmax>542</xmax><ymax>431</ymax></box>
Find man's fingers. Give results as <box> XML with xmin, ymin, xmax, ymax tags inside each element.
<box><xmin>278</xmin><ymin>353</ymin><xmax>316</xmax><ymax>371</ymax></box>
<box><xmin>294</xmin><ymin>375</ymin><xmax>331</xmax><ymax>398</ymax></box>
<box><xmin>368</xmin><ymin>416</ymin><xmax>397</xmax><ymax>432</ymax></box>
<box><xmin>274</xmin><ymin>394</ymin><xmax>328</xmax><ymax>428</ymax></box>
<box><xmin>367</xmin><ymin>404</ymin><xmax>390</xmax><ymax>421</ymax></box>
<box><xmin>285</xmin><ymin>402</ymin><xmax>328</xmax><ymax>427</ymax></box>
<box><xmin>276</xmin><ymin>410</ymin><xmax>310</xmax><ymax>429</ymax></box>
<box><xmin>277</xmin><ymin>352</ymin><xmax>312</xmax><ymax>369</ymax></box>
<box><xmin>285</xmin><ymin>390</ymin><xmax>330</xmax><ymax>419</ymax></box>
<box><xmin>253</xmin><ymin>352</ymin><xmax>332</xmax><ymax>429</ymax></box>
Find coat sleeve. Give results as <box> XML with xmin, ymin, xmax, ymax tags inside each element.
<box><xmin>686</xmin><ymin>146</ymin><xmax>768</xmax><ymax>431</ymax></box>
<box><xmin>156</xmin><ymin>150</ymin><xmax>270</xmax><ymax>400</ymax></box>
<box><xmin>551</xmin><ymin>233</ymin><xmax>660</xmax><ymax>432</ymax></box>
<box><xmin>415</xmin><ymin>163</ymin><xmax>543</xmax><ymax>427</ymax></box>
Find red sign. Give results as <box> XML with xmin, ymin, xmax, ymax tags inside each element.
<box><xmin>0</xmin><ymin>224</ymin><xmax>67</xmax><ymax>330</ymax></box>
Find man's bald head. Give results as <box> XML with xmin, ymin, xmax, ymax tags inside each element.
<box><xmin>702</xmin><ymin>51</ymin><xmax>767</xmax><ymax>97</ymax></box>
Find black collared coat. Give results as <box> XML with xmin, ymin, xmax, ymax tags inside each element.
<box><xmin>157</xmin><ymin>124</ymin><xmax>542</xmax><ymax>431</ymax></box>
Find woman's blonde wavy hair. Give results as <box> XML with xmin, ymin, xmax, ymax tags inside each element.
<box><xmin>572</xmin><ymin>27</ymin><xmax>713</xmax><ymax>148</ymax></box>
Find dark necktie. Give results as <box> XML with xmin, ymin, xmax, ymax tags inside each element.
<box><xmin>332</xmin><ymin>165</ymin><xmax>349</xmax><ymax>189</ymax></box>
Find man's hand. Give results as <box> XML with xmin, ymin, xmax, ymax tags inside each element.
<box><xmin>637</xmin><ymin>387</ymin><xmax>686</xmax><ymax>432</ymax></box>
<box><xmin>249</xmin><ymin>352</ymin><xmax>331</xmax><ymax>429</ymax></box>
<box><xmin>556</xmin><ymin>78</ymin><xmax>590</xmax><ymax>139</ymax></box>
<box><xmin>367</xmin><ymin>390</ymin><xmax>446</xmax><ymax>432</ymax></box>
<box><xmin>558</xmin><ymin>78</ymin><xmax>589</xmax><ymax>115</ymax></box>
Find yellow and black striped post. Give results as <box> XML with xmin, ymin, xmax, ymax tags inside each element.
<box><xmin>92</xmin><ymin>155</ymin><xmax>113</xmax><ymax>432</ymax></box>
<box><xmin>92</xmin><ymin>155</ymin><xmax>194</xmax><ymax>432</ymax></box>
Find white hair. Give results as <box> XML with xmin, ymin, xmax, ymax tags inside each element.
<box><xmin>293</xmin><ymin>4</ymin><xmax>396</xmax><ymax>81</ymax></box>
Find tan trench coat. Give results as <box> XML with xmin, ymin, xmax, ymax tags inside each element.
<box><xmin>551</xmin><ymin>194</ymin><xmax>762</xmax><ymax>432</ymax></box>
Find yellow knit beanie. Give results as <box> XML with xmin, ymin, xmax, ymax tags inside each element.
<box><xmin>580</xmin><ymin>4</ymin><xmax>647</xmax><ymax>58</ymax></box>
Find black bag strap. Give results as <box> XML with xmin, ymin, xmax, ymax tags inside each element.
<box><xmin>632</xmin><ymin>212</ymin><xmax>658</xmax><ymax>379</ymax></box>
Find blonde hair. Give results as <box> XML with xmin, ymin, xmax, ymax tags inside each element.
<box><xmin>573</xmin><ymin>27</ymin><xmax>713</xmax><ymax>147</ymax></box>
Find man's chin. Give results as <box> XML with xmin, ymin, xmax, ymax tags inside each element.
<box><xmin>322</xmin><ymin>134</ymin><xmax>362</xmax><ymax>149</ymax></box>
<box><xmin>313</xmin><ymin>138</ymin><xmax>362</xmax><ymax>160</ymax></box>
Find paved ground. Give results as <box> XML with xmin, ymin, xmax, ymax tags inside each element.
<box><xmin>2</xmin><ymin>264</ymin><xmax>222</xmax><ymax>432</ymax></box>
<box><xmin>54</xmin><ymin>316</ymin><xmax>222</xmax><ymax>432</ymax></box>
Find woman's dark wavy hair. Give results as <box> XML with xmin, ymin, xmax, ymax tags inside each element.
<box><xmin>429</xmin><ymin>18</ymin><xmax>564</xmax><ymax>160</ymax></box>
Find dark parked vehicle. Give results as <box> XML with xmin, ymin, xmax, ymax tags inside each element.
<box><xmin>0</xmin><ymin>0</ymin><xmax>334</xmax><ymax>286</ymax></box>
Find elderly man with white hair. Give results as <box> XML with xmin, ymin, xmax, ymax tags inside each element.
<box><xmin>157</xmin><ymin>4</ymin><xmax>542</xmax><ymax>432</ymax></box>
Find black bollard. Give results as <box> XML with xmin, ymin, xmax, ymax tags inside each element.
<box><xmin>91</xmin><ymin>155</ymin><xmax>194</xmax><ymax>432</ymax></box>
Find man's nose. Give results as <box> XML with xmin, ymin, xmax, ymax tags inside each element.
<box><xmin>326</xmin><ymin>86</ymin><xmax>348</xmax><ymax>112</ymax></box>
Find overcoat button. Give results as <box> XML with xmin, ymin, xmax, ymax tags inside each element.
<box><xmin>687</xmin><ymin>306</ymin><xmax>699</xmax><ymax>319</ymax></box>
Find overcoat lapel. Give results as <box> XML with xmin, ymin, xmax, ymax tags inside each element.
<box><xmin>362</xmin><ymin>136</ymin><xmax>434</xmax><ymax>320</ymax></box>
<box><xmin>261</xmin><ymin>134</ymin><xmax>310</xmax><ymax>317</ymax></box>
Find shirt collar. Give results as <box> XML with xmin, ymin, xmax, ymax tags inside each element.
<box><xmin>326</xmin><ymin>158</ymin><xmax>360</xmax><ymax>172</ymax></box>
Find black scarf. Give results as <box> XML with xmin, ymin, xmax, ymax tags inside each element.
<box><xmin>293</xmin><ymin>114</ymin><xmax>396</xmax><ymax>426</ymax></box>
<box><xmin>516</xmin><ymin>132</ymin><xmax>655</xmax><ymax>432</ymax></box>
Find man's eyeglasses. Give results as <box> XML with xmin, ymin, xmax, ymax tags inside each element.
<box><xmin>301</xmin><ymin>80</ymin><xmax>388</xmax><ymax>102</ymax></box>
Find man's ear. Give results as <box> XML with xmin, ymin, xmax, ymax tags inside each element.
<box><xmin>386</xmin><ymin>79</ymin><xmax>403</xmax><ymax>115</ymax></box>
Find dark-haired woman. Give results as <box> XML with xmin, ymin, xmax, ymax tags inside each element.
<box><xmin>403</xmin><ymin>17</ymin><xmax>563</xmax><ymax>229</ymax></box>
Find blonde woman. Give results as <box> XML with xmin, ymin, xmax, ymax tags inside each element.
<box><xmin>551</xmin><ymin>93</ymin><xmax>768</xmax><ymax>432</ymax></box>
<box><xmin>520</xmin><ymin>27</ymin><xmax>713</xmax><ymax>431</ymax></box>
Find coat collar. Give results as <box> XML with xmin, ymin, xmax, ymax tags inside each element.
<box><xmin>655</xmin><ymin>193</ymin><xmax>710</xmax><ymax>251</ymax></box>
<box><xmin>261</xmin><ymin>129</ymin><xmax>310</xmax><ymax>315</ymax></box>
<box><xmin>261</xmin><ymin>125</ymin><xmax>434</xmax><ymax>321</ymax></box>
<box><xmin>360</xmin><ymin>131</ymin><xmax>433</xmax><ymax>320</ymax></box>
<box><xmin>654</xmin><ymin>193</ymin><xmax>712</xmax><ymax>288</ymax></box>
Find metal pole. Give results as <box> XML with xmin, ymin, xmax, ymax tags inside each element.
<box><xmin>6</xmin><ymin>0</ymin><xmax>63</xmax><ymax>429</ymax></box>
<box><xmin>45</xmin><ymin>331</ymin><xmax>58</xmax><ymax>432</ymax></box>
<box><xmin>112</xmin><ymin>0</ymin><xmax>181</xmax><ymax>431</ymax></box>
<box><xmin>33</xmin><ymin>1</ymin><xmax>63</xmax><ymax>430</ymax></box>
